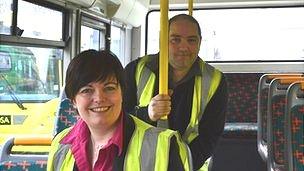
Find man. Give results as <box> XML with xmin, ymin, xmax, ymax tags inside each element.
<box><xmin>124</xmin><ymin>14</ymin><xmax>227</xmax><ymax>170</ymax></box>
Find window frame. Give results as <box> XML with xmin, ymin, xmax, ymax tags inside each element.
<box><xmin>1</xmin><ymin>0</ymin><xmax>67</xmax><ymax>48</ymax></box>
<box><xmin>77</xmin><ymin>9</ymin><xmax>111</xmax><ymax>53</ymax></box>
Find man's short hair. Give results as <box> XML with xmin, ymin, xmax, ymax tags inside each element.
<box><xmin>169</xmin><ymin>14</ymin><xmax>202</xmax><ymax>39</ymax></box>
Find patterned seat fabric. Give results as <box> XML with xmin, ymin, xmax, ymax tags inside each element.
<box><xmin>54</xmin><ymin>98</ymin><xmax>79</xmax><ymax>135</ymax></box>
<box><xmin>268</xmin><ymin>78</ymin><xmax>304</xmax><ymax>171</ymax></box>
<box><xmin>223</xmin><ymin>73</ymin><xmax>262</xmax><ymax>137</ymax></box>
<box><xmin>0</xmin><ymin>137</ymin><xmax>48</xmax><ymax>171</ymax></box>
<box><xmin>258</xmin><ymin>74</ymin><xmax>303</xmax><ymax>163</ymax></box>
<box><xmin>0</xmin><ymin>161</ymin><xmax>47</xmax><ymax>171</ymax></box>
<box><xmin>260</xmin><ymin>88</ymin><xmax>269</xmax><ymax>142</ymax></box>
<box><xmin>271</xmin><ymin>95</ymin><xmax>287</xmax><ymax>165</ymax></box>
<box><xmin>225</xmin><ymin>73</ymin><xmax>261</xmax><ymax>123</ymax></box>
<box><xmin>290</xmin><ymin>105</ymin><xmax>304</xmax><ymax>171</ymax></box>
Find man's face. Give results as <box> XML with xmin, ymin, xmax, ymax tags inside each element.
<box><xmin>169</xmin><ymin>19</ymin><xmax>201</xmax><ymax>72</ymax></box>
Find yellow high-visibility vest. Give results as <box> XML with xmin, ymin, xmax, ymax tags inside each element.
<box><xmin>47</xmin><ymin>115</ymin><xmax>192</xmax><ymax>171</ymax></box>
<box><xmin>135</xmin><ymin>56</ymin><xmax>221</xmax><ymax>171</ymax></box>
<box><xmin>135</xmin><ymin>55</ymin><xmax>221</xmax><ymax>143</ymax></box>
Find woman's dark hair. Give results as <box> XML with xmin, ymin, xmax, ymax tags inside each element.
<box><xmin>65</xmin><ymin>50</ymin><xmax>125</xmax><ymax>100</ymax></box>
<box><xmin>169</xmin><ymin>14</ymin><xmax>202</xmax><ymax>39</ymax></box>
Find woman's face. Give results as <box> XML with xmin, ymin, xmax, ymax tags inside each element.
<box><xmin>73</xmin><ymin>77</ymin><xmax>122</xmax><ymax>129</ymax></box>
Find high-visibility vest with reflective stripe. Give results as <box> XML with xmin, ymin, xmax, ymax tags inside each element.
<box><xmin>135</xmin><ymin>56</ymin><xmax>222</xmax><ymax>144</ymax></box>
<box><xmin>47</xmin><ymin>115</ymin><xmax>191</xmax><ymax>171</ymax></box>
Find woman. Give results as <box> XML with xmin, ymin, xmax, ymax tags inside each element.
<box><xmin>47</xmin><ymin>50</ymin><xmax>191</xmax><ymax>171</ymax></box>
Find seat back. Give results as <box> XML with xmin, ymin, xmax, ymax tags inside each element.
<box><xmin>257</xmin><ymin>74</ymin><xmax>303</xmax><ymax>161</ymax></box>
<box><xmin>205</xmin><ymin>73</ymin><xmax>267</xmax><ymax>171</ymax></box>
<box><xmin>0</xmin><ymin>88</ymin><xmax>79</xmax><ymax>170</ymax></box>
<box><xmin>0</xmin><ymin>137</ymin><xmax>48</xmax><ymax>171</ymax></box>
<box><xmin>0</xmin><ymin>92</ymin><xmax>76</xmax><ymax>171</ymax></box>
<box><xmin>223</xmin><ymin>73</ymin><xmax>261</xmax><ymax>138</ymax></box>
<box><xmin>285</xmin><ymin>81</ymin><xmax>304</xmax><ymax>171</ymax></box>
<box><xmin>0</xmin><ymin>87</ymin><xmax>77</xmax><ymax>171</ymax></box>
<box><xmin>267</xmin><ymin>77</ymin><xmax>304</xmax><ymax>171</ymax></box>
<box><xmin>53</xmin><ymin>87</ymin><xmax>79</xmax><ymax>135</ymax></box>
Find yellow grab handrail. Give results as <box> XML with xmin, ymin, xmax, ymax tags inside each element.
<box><xmin>159</xmin><ymin>0</ymin><xmax>169</xmax><ymax>120</ymax></box>
<box><xmin>14</xmin><ymin>137</ymin><xmax>52</xmax><ymax>146</ymax></box>
<box><xmin>189</xmin><ymin>0</ymin><xmax>193</xmax><ymax>16</ymax></box>
<box><xmin>278</xmin><ymin>77</ymin><xmax>304</xmax><ymax>84</ymax></box>
<box><xmin>301</xmin><ymin>81</ymin><xmax>304</xmax><ymax>90</ymax></box>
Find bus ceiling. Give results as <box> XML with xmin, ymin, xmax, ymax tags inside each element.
<box><xmin>50</xmin><ymin>0</ymin><xmax>150</xmax><ymax>27</ymax></box>
<box><xmin>46</xmin><ymin>0</ymin><xmax>303</xmax><ymax>27</ymax></box>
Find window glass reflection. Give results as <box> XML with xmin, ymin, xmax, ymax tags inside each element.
<box><xmin>81</xmin><ymin>25</ymin><xmax>101</xmax><ymax>51</ymax></box>
<box><xmin>0</xmin><ymin>0</ymin><xmax>13</xmax><ymax>35</ymax></box>
<box><xmin>18</xmin><ymin>0</ymin><xmax>63</xmax><ymax>40</ymax></box>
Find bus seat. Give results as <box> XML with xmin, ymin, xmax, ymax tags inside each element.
<box><xmin>223</xmin><ymin>73</ymin><xmax>261</xmax><ymax>138</ymax></box>
<box><xmin>257</xmin><ymin>73</ymin><xmax>303</xmax><ymax>162</ymax></box>
<box><xmin>0</xmin><ymin>137</ymin><xmax>49</xmax><ymax>171</ymax></box>
<box><xmin>0</xmin><ymin>89</ymin><xmax>77</xmax><ymax>171</ymax></box>
<box><xmin>0</xmin><ymin>90</ymin><xmax>77</xmax><ymax>171</ymax></box>
<box><xmin>285</xmin><ymin>81</ymin><xmax>304</xmax><ymax>171</ymax></box>
<box><xmin>53</xmin><ymin>87</ymin><xmax>79</xmax><ymax>136</ymax></box>
<box><xmin>0</xmin><ymin>88</ymin><xmax>79</xmax><ymax>170</ymax></box>
<box><xmin>267</xmin><ymin>77</ymin><xmax>304</xmax><ymax>171</ymax></box>
<box><xmin>211</xmin><ymin>73</ymin><xmax>266</xmax><ymax>171</ymax></box>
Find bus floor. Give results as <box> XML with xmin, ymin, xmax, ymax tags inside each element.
<box><xmin>210</xmin><ymin>136</ymin><xmax>267</xmax><ymax>171</ymax></box>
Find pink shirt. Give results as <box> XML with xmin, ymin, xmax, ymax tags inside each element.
<box><xmin>61</xmin><ymin>113</ymin><xmax>124</xmax><ymax>171</ymax></box>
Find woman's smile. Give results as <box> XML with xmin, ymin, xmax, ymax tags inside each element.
<box><xmin>89</xmin><ymin>106</ymin><xmax>111</xmax><ymax>112</ymax></box>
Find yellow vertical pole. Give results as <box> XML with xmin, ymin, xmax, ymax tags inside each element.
<box><xmin>159</xmin><ymin>0</ymin><xmax>169</xmax><ymax>120</ymax></box>
<box><xmin>189</xmin><ymin>0</ymin><xmax>193</xmax><ymax>16</ymax></box>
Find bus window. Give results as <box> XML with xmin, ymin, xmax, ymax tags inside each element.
<box><xmin>0</xmin><ymin>0</ymin><xmax>65</xmax><ymax>149</ymax></box>
<box><xmin>0</xmin><ymin>51</ymin><xmax>11</xmax><ymax>71</ymax></box>
<box><xmin>147</xmin><ymin>7</ymin><xmax>304</xmax><ymax>61</ymax></box>
<box><xmin>110</xmin><ymin>23</ymin><xmax>126</xmax><ymax>66</ymax></box>
<box><xmin>81</xmin><ymin>14</ymin><xmax>107</xmax><ymax>52</ymax></box>
<box><xmin>0</xmin><ymin>0</ymin><xmax>12</xmax><ymax>35</ymax></box>
<box><xmin>0</xmin><ymin>45</ymin><xmax>62</xmax><ymax>146</ymax></box>
<box><xmin>81</xmin><ymin>25</ymin><xmax>101</xmax><ymax>51</ymax></box>
<box><xmin>17</xmin><ymin>0</ymin><xmax>62</xmax><ymax>40</ymax></box>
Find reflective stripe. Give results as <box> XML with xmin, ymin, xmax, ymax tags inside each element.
<box><xmin>53</xmin><ymin>144</ymin><xmax>72</xmax><ymax>170</ymax></box>
<box><xmin>124</xmin><ymin>116</ymin><xmax>151</xmax><ymax>171</ymax></box>
<box><xmin>183</xmin><ymin>62</ymin><xmax>218</xmax><ymax>143</ymax></box>
<box><xmin>182</xmin><ymin>76</ymin><xmax>201</xmax><ymax>143</ymax></box>
<box><xmin>175</xmin><ymin>131</ymin><xmax>193</xmax><ymax>171</ymax></box>
<box><xmin>155</xmin><ymin>129</ymin><xmax>174</xmax><ymax>171</ymax></box>
<box><xmin>141</xmin><ymin>127</ymin><xmax>165</xmax><ymax>171</ymax></box>
<box><xmin>199</xmin><ymin>62</ymin><xmax>213</xmax><ymax>123</ymax></box>
<box><xmin>136</xmin><ymin>56</ymin><xmax>169</xmax><ymax>128</ymax></box>
<box><xmin>138</xmin><ymin>67</ymin><xmax>152</xmax><ymax>104</ymax></box>
<box><xmin>136</xmin><ymin>56</ymin><xmax>155</xmax><ymax>107</ymax></box>
<box><xmin>157</xmin><ymin>119</ymin><xmax>169</xmax><ymax>128</ymax></box>
<box><xmin>47</xmin><ymin>128</ymin><xmax>74</xmax><ymax>171</ymax></box>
